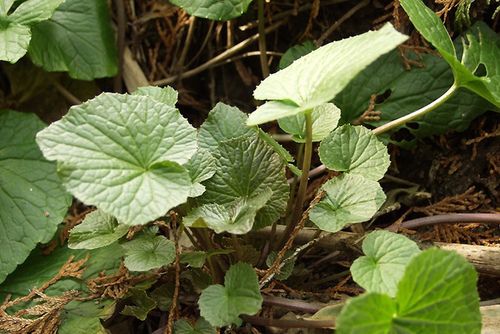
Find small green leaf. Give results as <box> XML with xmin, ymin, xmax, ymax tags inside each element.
<box><xmin>28</xmin><ymin>0</ymin><xmax>118</xmax><ymax>80</ymax></box>
<box><xmin>10</xmin><ymin>0</ymin><xmax>64</xmax><ymax>25</ymax></box>
<box><xmin>198</xmin><ymin>102</ymin><xmax>254</xmax><ymax>151</ymax></box>
<box><xmin>350</xmin><ymin>231</ymin><xmax>421</xmax><ymax>297</ymax></box>
<box><xmin>181</xmin><ymin>251</ymin><xmax>207</xmax><ymax>268</ymax></box>
<box><xmin>197</xmin><ymin>137</ymin><xmax>289</xmax><ymax>230</ymax></box>
<box><xmin>309</xmin><ymin>174</ymin><xmax>386</xmax><ymax>233</ymax></box>
<box><xmin>278</xmin><ymin>103</ymin><xmax>341</xmax><ymax>142</ymax></box>
<box><xmin>185</xmin><ymin>188</ymin><xmax>272</xmax><ymax>234</ymax></box>
<box><xmin>59</xmin><ymin>300</ymin><xmax>115</xmax><ymax>334</ymax></box>
<box><xmin>266</xmin><ymin>251</ymin><xmax>295</xmax><ymax>280</ymax></box>
<box><xmin>133</xmin><ymin>86</ymin><xmax>178</xmax><ymax>107</ymax></box>
<box><xmin>248</xmin><ymin>23</ymin><xmax>407</xmax><ymax>125</ymax></box>
<box><xmin>37</xmin><ymin>93</ymin><xmax>197</xmax><ymax>226</ymax></box>
<box><xmin>150</xmin><ymin>284</ymin><xmax>174</xmax><ymax>311</ymax></box>
<box><xmin>337</xmin><ymin>249</ymin><xmax>481</xmax><ymax>334</ymax></box>
<box><xmin>121</xmin><ymin>288</ymin><xmax>157</xmax><ymax>321</ymax></box>
<box><xmin>279</xmin><ymin>40</ymin><xmax>316</xmax><ymax>70</ymax></box>
<box><xmin>0</xmin><ymin>22</ymin><xmax>31</xmax><ymax>63</ymax></box>
<box><xmin>122</xmin><ymin>234</ymin><xmax>176</xmax><ymax>272</ymax></box>
<box><xmin>319</xmin><ymin>125</ymin><xmax>390</xmax><ymax>181</ymax></box>
<box><xmin>0</xmin><ymin>110</ymin><xmax>70</xmax><ymax>284</ymax></box>
<box><xmin>184</xmin><ymin>149</ymin><xmax>217</xmax><ymax>198</ymax></box>
<box><xmin>174</xmin><ymin>318</ymin><xmax>216</xmax><ymax>334</ymax></box>
<box><xmin>169</xmin><ymin>0</ymin><xmax>253</xmax><ymax>20</ymax></box>
<box><xmin>68</xmin><ymin>210</ymin><xmax>129</xmax><ymax>250</ymax></box>
<box><xmin>199</xmin><ymin>262</ymin><xmax>262</xmax><ymax>327</ymax></box>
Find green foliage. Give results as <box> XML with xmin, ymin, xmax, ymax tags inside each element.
<box><xmin>122</xmin><ymin>231</ymin><xmax>176</xmax><ymax>272</ymax></box>
<box><xmin>337</xmin><ymin>248</ymin><xmax>481</xmax><ymax>333</ymax></box>
<box><xmin>28</xmin><ymin>0</ymin><xmax>118</xmax><ymax>80</ymax></box>
<box><xmin>174</xmin><ymin>318</ymin><xmax>215</xmax><ymax>334</ymax></box>
<box><xmin>121</xmin><ymin>288</ymin><xmax>157</xmax><ymax>321</ymax></box>
<box><xmin>36</xmin><ymin>93</ymin><xmax>198</xmax><ymax>226</ymax></box>
<box><xmin>319</xmin><ymin>125</ymin><xmax>390</xmax><ymax>181</ymax></box>
<box><xmin>169</xmin><ymin>0</ymin><xmax>253</xmax><ymax>21</ymax></box>
<box><xmin>247</xmin><ymin>23</ymin><xmax>407</xmax><ymax>125</ymax></box>
<box><xmin>0</xmin><ymin>0</ymin><xmax>63</xmax><ymax>63</ymax></box>
<box><xmin>350</xmin><ymin>231</ymin><xmax>421</xmax><ymax>297</ymax></box>
<box><xmin>279</xmin><ymin>40</ymin><xmax>316</xmax><ymax>70</ymax></box>
<box><xmin>334</xmin><ymin>50</ymin><xmax>492</xmax><ymax>142</ymax></box>
<box><xmin>59</xmin><ymin>300</ymin><xmax>115</xmax><ymax>334</ymax></box>
<box><xmin>309</xmin><ymin>174</ymin><xmax>386</xmax><ymax>233</ymax></box>
<box><xmin>0</xmin><ymin>110</ymin><xmax>70</xmax><ymax>284</ymax></box>
<box><xmin>400</xmin><ymin>0</ymin><xmax>500</xmax><ymax>107</ymax></box>
<box><xmin>198</xmin><ymin>262</ymin><xmax>262</xmax><ymax>327</ymax></box>
<box><xmin>133</xmin><ymin>86</ymin><xmax>178</xmax><ymax>106</ymax></box>
<box><xmin>68</xmin><ymin>210</ymin><xmax>129</xmax><ymax>250</ymax></box>
<box><xmin>278</xmin><ymin>103</ymin><xmax>341</xmax><ymax>142</ymax></box>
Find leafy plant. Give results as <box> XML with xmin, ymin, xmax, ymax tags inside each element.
<box><xmin>169</xmin><ymin>0</ymin><xmax>254</xmax><ymax>20</ymax></box>
<box><xmin>1</xmin><ymin>0</ymin><xmax>498</xmax><ymax>331</ymax></box>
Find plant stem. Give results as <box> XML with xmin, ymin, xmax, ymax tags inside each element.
<box><xmin>257</xmin><ymin>0</ymin><xmax>270</xmax><ymax>78</ymax></box>
<box><xmin>242</xmin><ymin>315</ymin><xmax>335</xmax><ymax>329</ymax></box>
<box><xmin>280</xmin><ymin>111</ymin><xmax>313</xmax><ymax>247</ymax></box>
<box><xmin>372</xmin><ymin>83</ymin><xmax>458</xmax><ymax>135</ymax></box>
<box><xmin>398</xmin><ymin>213</ymin><xmax>500</xmax><ymax>229</ymax></box>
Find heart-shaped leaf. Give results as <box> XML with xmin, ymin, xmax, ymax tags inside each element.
<box><xmin>37</xmin><ymin>93</ymin><xmax>197</xmax><ymax>226</ymax></box>
<box><xmin>122</xmin><ymin>233</ymin><xmax>176</xmax><ymax>272</ymax></box>
<box><xmin>309</xmin><ymin>174</ymin><xmax>386</xmax><ymax>233</ymax></box>
<box><xmin>198</xmin><ymin>262</ymin><xmax>262</xmax><ymax>327</ymax></box>
<box><xmin>351</xmin><ymin>230</ymin><xmax>421</xmax><ymax>297</ymax></box>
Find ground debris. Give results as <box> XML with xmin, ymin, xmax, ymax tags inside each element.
<box><xmin>414</xmin><ymin>186</ymin><xmax>489</xmax><ymax>215</ymax></box>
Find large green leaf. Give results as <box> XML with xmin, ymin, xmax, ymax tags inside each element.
<box><xmin>121</xmin><ymin>288</ymin><xmax>157</xmax><ymax>321</ymax></box>
<box><xmin>28</xmin><ymin>0</ymin><xmax>118</xmax><ymax>80</ymax></box>
<box><xmin>9</xmin><ymin>0</ymin><xmax>64</xmax><ymax>25</ymax></box>
<box><xmin>198</xmin><ymin>262</ymin><xmax>262</xmax><ymax>327</ymax></box>
<box><xmin>319</xmin><ymin>125</ymin><xmax>390</xmax><ymax>181</ymax></box>
<box><xmin>37</xmin><ymin>93</ymin><xmax>197</xmax><ymax>226</ymax></box>
<box><xmin>197</xmin><ymin>136</ymin><xmax>289</xmax><ymax>230</ymax></box>
<box><xmin>68</xmin><ymin>210</ymin><xmax>129</xmax><ymax>250</ymax></box>
<box><xmin>350</xmin><ymin>231</ymin><xmax>421</xmax><ymax>297</ymax></box>
<box><xmin>0</xmin><ymin>110</ymin><xmax>70</xmax><ymax>284</ymax></box>
<box><xmin>337</xmin><ymin>248</ymin><xmax>481</xmax><ymax>334</ymax></box>
<box><xmin>0</xmin><ymin>22</ymin><xmax>30</xmax><ymax>64</ymax></box>
<box><xmin>169</xmin><ymin>0</ymin><xmax>253</xmax><ymax>21</ymax></box>
<box><xmin>400</xmin><ymin>0</ymin><xmax>499</xmax><ymax>107</ymax></box>
<box><xmin>133</xmin><ymin>86</ymin><xmax>178</xmax><ymax>107</ymax></box>
<box><xmin>309</xmin><ymin>174</ymin><xmax>385</xmax><ymax>233</ymax></box>
<box><xmin>184</xmin><ymin>188</ymin><xmax>272</xmax><ymax>234</ymax></box>
<box><xmin>247</xmin><ymin>23</ymin><xmax>407</xmax><ymax>125</ymax></box>
<box><xmin>278</xmin><ymin>103</ymin><xmax>341</xmax><ymax>142</ymax></box>
<box><xmin>279</xmin><ymin>40</ymin><xmax>316</xmax><ymax>70</ymax></box>
<box><xmin>59</xmin><ymin>300</ymin><xmax>115</xmax><ymax>334</ymax></box>
<box><xmin>122</xmin><ymin>234</ymin><xmax>176</xmax><ymax>272</ymax></box>
<box><xmin>334</xmin><ymin>50</ymin><xmax>493</xmax><ymax>141</ymax></box>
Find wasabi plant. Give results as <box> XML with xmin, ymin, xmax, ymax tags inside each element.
<box><xmin>0</xmin><ymin>0</ymin><xmax>497</xmax><ymax>331</ymax></box>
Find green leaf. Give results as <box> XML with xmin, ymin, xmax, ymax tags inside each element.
<box><xmin>309</xmin><ymin>174</ymin><xmax>385</xmax><ymax>233</ymax></box>
<box><xmin>334</xmin><ymin>50</ymin><xmax>493</xmax><ymax>142</ymax></box>
<box><xmin>0</xmin><ymin>110</ymin><xmax>70</xmax><ymax>284</ymax></box>
<box><xmin>181</xmin><ymin>251</ymin><xmax>207</xmax><ymax>268</ymax></box>
<box><xmin>0</xmin><ymin>22</ymin><xmax>31</xmax><ymax>63</ymax></box>
<box><xmin>28</xmin><ymin>0</ymin><xmax>118</xmax><ymax>80</ymax></box>
<box><xmin>350</xmin><ymin>231</ymin><xmax>421</xmax><ymax>297</ymax></box>
<box><xmin>197</xmin><ymin>136</ymin><xmax>289</xmax><ymax>230</ymax></box>
<box><xmin>185</xmin><ymin>188</ymin><xmax>272</xmax><ymax>234</ymax></box>
<box><xmin>248</xmin><ymin>23</ymin><xmax>407</xmax><ymax>125</ymax></box>
<box><xmin>150</xmin><ymin>284</ymin><xmax>174</xmax><ymax>311</ymax></box>
<box><xmin>337</xmin><ymin>248</ymin><xmax>481</xmax><ymax>334</ymax></box>
<box><xmin>122</xmin><ymin>234</ymin><xmax>176</xmax><ymax>272</ymax></box>
<box><xmin>279</xmin><ymin>103</ymin><xmax>341</xmax><ymax>143</ymax></box>
<box><xmin>319</xmin><ymin>125</ymin><xmax>390</xmax><ymax>181</ymax></box>
<box><xmin>175</xmin><ymin>318</ymin><xmax>216</xmax><ymax>334</ymax></box>
<box><xmin>0</xmin><ymin>0</ymin><xmax>15</xmax><ymax>15</ymax></box>
<box><xmin>169</xmin><ymin>0</ymin><xmax>253</xmax><ymax>21</ymax></box>
<box><xmin>37</xmin><ymin>93</ymin><xmax>197</xmax><ymax>226</ymax></box>
<box><xmin>198</xmin><ymin>102</ymin><xmax>254</xmax><ymax>152</ymax></box>
<box><xmin>400</xmin><ymin>0</ymin><xmax>499</xmax><ymax>107</ymax></box>
<box><xmin>184</xmin><ymin>149</ymin><xmax>217</xmax><ymax>198</ymax></box>
<box><xmin>59</xmin><ymin>300</ymin><xmax>115</xmax><ymax>334</ymax></box>
<box><xmin>133</xmin><ymin>85</ymin><xmax>178</xmax><ymax>107</ymax></box>
<box><xmin>266</xmin><ymin>251</ymin><xmax>295</xmax><ymax>280</ymax></box>
<box><xmin>279</xmin><ymin>40</ymin><xmax>316</xmax><ymax>70</ymax></box>
<box><xmin>10</xmin><ymin>0</ymin><xmax>63</xmax><ymax>25</ymax></box>
<box><xmin>68</xmin><ymin>210</ymin><xmax>129</xmax><ymax>250</ymax></box>
<box><xmin>198</xmin><ymin>262</ymin><xmax>262</xmax><ymax>327</ymax></box>
<box><xmin>121</xmin><ymin>288</ymin><xmax>157</xmax><ymax>321</ymax></box>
